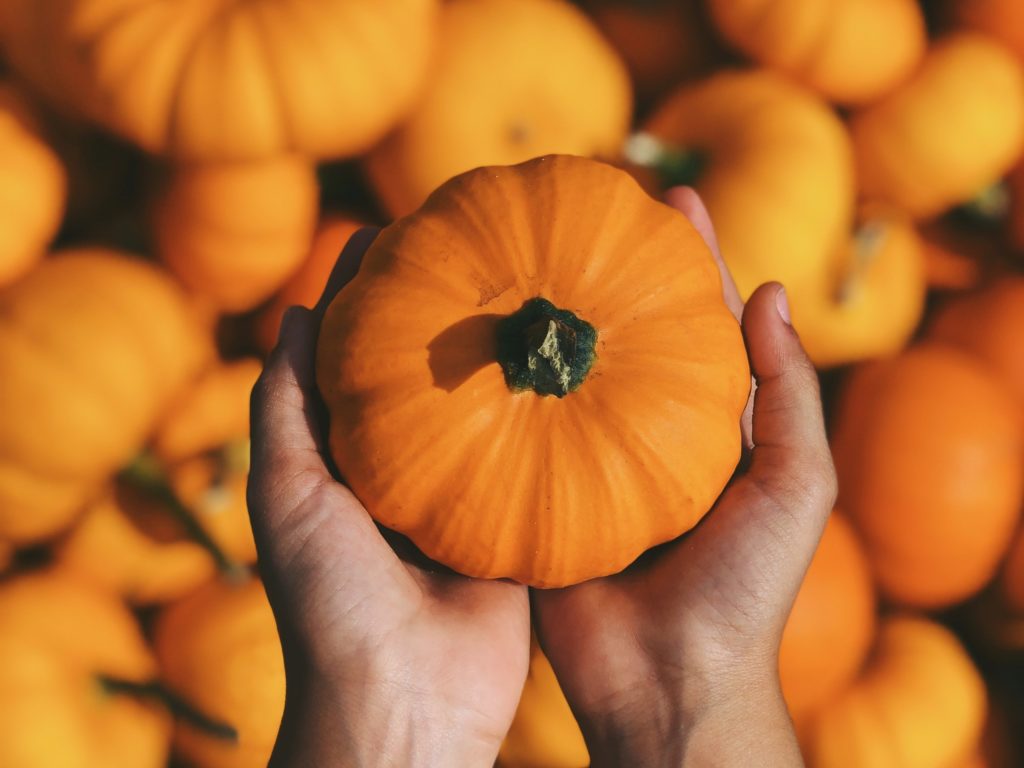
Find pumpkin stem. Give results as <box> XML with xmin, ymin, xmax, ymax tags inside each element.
<box><xmin>624</xmin><ymin>132</ymin><xmax>707</xmax><ymax>189</ymax></box>
<box><xmin>98</xmin><ymin>676</ymin><xmax>238</xmax><ymax>742</ymax></box>
<box><xmin>496</xmin><ymin>298</ymin><xmax>597</xmax><ymax>397</ymax></box>
<box><xmin>949</xmin><ymin>181</ymin><xmax>1010</xmax><ymax>228</ymax></box>
<box><xmin>834</xmin><ymin>220</ymin><xmax>888</xmax><ymax>304</ymax></box>
<box><xmin>119</xmin><ymin>453</ymin><xmax>248</xmax><ymax>582</ymax></box>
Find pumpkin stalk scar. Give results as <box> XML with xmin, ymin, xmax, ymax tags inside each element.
<box><xmin>496</xmin><ymin>297</ymin><xmax>597</xmax><ymax>397</ymax></box>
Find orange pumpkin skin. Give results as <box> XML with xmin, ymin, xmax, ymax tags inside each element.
<box><xmin>832</xmin><ymin>345</ymin><xmax>1024</xmax><ymax>609</ymax></box>
<box><xmin>707</xmin><ymin>0</ymin><xmax>926</xmax><ymax>105</ymax></box>
<box><xmin>317</xmin><ymin>156</ymin><xmax>750</xmax><ymax>587</ymax></box>
<box><xmin>0</xmin><ymin>0</ymin><xmax>438</xmax><ymax>160</ymax></box>
<box><xmin>0</xmin><ymin>85</ymin><xmax>66</xmax><ymax>286</ymax></box>
<box><xmin>779</xmin><ymin>513</ymin><xmax>876</xmax><ymax>722</ymax></box>
<box><xmin>800</xmin><ymin>616</ymin><xmax>986</xmax><ymax>768</ymax></box>
<box><xmin>0</xmin><ymin>250</ymin><xmax>210</xmax><ymax>544</ymax></box>
<box><xmin>850</xmin><ymin>34</ymin><xmax>1024</xmax><ymax>220</ymax></box>
<box><xmin>256</xmin><ymin>216</ymin><xmax>366</xmax><ymax>353</ymax></box>
<box><xmin>950</xmin><ymin>0</ymin><xmax>1024</xmax><ymax>62</ymax></box>
<box><xmin>642</xmin><ymin>69</ymin><xmax>855</xmax><ymax>302</ymax></box>
<box><xmin>365</xmin><ymin>0</ymin><xmax>632</xmax><ymax>218</ymax></box>
<box><xmin>154</xmin><ymin>157</ymin><xmax>318</xmax><ymax>313</ymax></box>
<box><xmin>155</xmin><ymin>578</ymin><xmax>284</xmax><ymax>768</ymax></box>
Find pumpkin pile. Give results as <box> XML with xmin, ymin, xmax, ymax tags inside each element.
<box><xmin>2</xmin><ymin>0</ymin><xmax>1024</xmax><ymax>765</ymax></box>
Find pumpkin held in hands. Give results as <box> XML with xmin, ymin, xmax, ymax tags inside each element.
<box><xmin>316</xmin><ymin>155</ymin><xmax>750</xmax><ymax>587</ymax></box>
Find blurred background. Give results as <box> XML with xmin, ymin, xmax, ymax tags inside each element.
<box><xmin>1</xmin><ymin>0</ymin><xmax>1024</xmax><ymax>766</ymax></box>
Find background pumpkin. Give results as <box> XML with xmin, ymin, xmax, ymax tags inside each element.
<box><xmin>317</xmin><ymin>155</ymin><xmax>750</xmax><ymax>587</ymax></box>
<box><xmin>831</xmin><ymin>344</ymin><xmax>1024</xmax><ymax>609</ymax></box>
<box><xmin>0</xmin><ymin>250</ymin><xmax>210</xmax><ymax>544</ymax></box>
<box><xmin>948</xmin><ymin>0</ymin><xmax>1024</xmax><ymax>63</ymax></box>
<box><xmin>365</xmin><ymin>0</ymin><xmax>632</xmax><ymax>218</ymax></box>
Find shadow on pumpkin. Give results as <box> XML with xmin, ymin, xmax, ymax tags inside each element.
<box><xmin>427</xmin><ymin>314</ymin><xmax>501</xmax><ymax>392</ymax></box>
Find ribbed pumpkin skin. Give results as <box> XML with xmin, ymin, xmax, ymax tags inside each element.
<box><xmin>0</xmin><ymin>0</ymin><xmax>439</xmax><ymax>160</ymax></box>
<box><xmin>366</xmin><ymin>0</ymin><xmax>632</xmax><ymax>218</ymax></box>
<box><xmin>850</xmin><ymin>34</ymin><xmax>1024</xmax><ymax>220</ymax></box>
<box><xmin>154</xmin><ymin>578</ymin><xmax>284</xmax><ymax>768</ymax></box>
<box><xmin>154</xmin><ymin>157</ymin><xmax>318</xmax><ymax>313</ymax></box>
<box><xmin>0</xmin><ymin>85</ymin><xmax>66</xmax><ymax>287</ymax></box>
<box><xmin>317</xmin><ymin>156</ymin><xmax>749</xmax><ymax>587</ymax></box>
<box><xmin>643</xmin><ymin>70</ymin><xmax>855</xmax><ymax>301</ymax></box>
<box><xmin>0</xmin><ymin>250</ymin><xmax>209</xmax><ymax>544</ymax></box>
<box><xmin>801</xmin><ymin>616</ymin><xmax>986</xmax><ymax>768</ymax></box>
<box><xmin>832</xmin><ymin>345</ymin><xmax>1024</xmax><ymax>609</ymax></box>
<box><xmin>779</xmin><ymin>513</ymin><xmax>876</xmax><ymax>722</ymax></box>
<box><xmin>707</xmin><ymin>0</ymin><xmax>926</xmax><ymax>105</ymax></box>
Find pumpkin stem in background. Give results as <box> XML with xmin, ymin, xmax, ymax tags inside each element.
<box><xmin>624</xmin><ymin>132</ymin><xmax>707</xmax><ymax>189</ymax></box>
<box><xmin>948</xmin><ymin>181</ymin><xmax>1010</xmax><ymax>228</ymax></box>
<box><xmin>834</xmin><ymin>220</ymin><xmax>889</xmax><ymax>304</ymax></box>
<box><xmin>497</xmin><ymin>298</ymin><xmax>597</xmax><ymax>397</ymax></box>
<box><xmin>119</xmin><ymin>453</ymin><xmax>248</xmax><ymax>582</ymax></box>
<box><xmin>98</xmin><ymin>676</ymin><xmax>238</xmax><ymax>742</ymax></box>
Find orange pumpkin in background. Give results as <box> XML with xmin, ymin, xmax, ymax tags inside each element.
<box><xmin>0</xmin><ymin>250</ymin><xmax>210</xmax><ymax>544</ymax></box>
<box><xmin>154</xmin><ymin>157</ymin><xmax>318</xmax><ymax>313</ymax></box>
<box><xmin>779</xmin><ymin>513</ymin><xmax>876</xmax><ymax>722</ymax></box>
<box><xmin>707</xmin><ymin>0</ymin><xmax>926</xmax><ymax>105</ymax></box>
<box><xmin>0</xmin><ymin>0</ymin><xmax>439</xmax><ymax>160</ymax></box>
<box><xmin>949</xmin><ymin>0</ymin><xmax>1024</xmax><ymax>62</ymax></box>
<box><xmin>155</xmin><ymin>578</ymin><xmax>284</xmax><ymax>768</ymax></box>
<box><xmin>799</xmin><ymin>616</ymin><xmax>986</xmax><ymax>768</ymax></box>
<box><xmin>365</xmin><ymin>0</ymin><xmax>632</xmax><ymax>218</ymax></box>
<box><xmin>832</xmin><ymin>345</ymin><xmax>1024</xmax><ymax>609</ymax></box>
<box><xmin>850</xmin><ymin>34</ymin><xmax>1024</xmax><ymax>220</ymax></box>
<box><xmin>0</xmin><ymin>571</ymin><xmax>171</xmax><ymax>768</ymax></box>
<box><xmin>0</xmin><ymin>84</ymin><xmax>65</xmax><ymax>286</ymax></box>
<box><xmin>256</xmin><ymin>216</ymin><xmax>366</xmax><ymax>353</ymax></box>
<box><xmin>318</xmin><ymin>156</ymin><xmax>750</xmax><ymax>587</ymax></box>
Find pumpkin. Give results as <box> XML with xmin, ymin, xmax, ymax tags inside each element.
<box><xmin>779</xmin><ymin>513</ymin><xmax>876</xmax><ymax>723</ymax></box>
<box><xmin>499</xmin><ymin>639</ymin><xmax>588</xmax><ymax>768</ymax></box>
<box><xmin>800</xmin><ymin>616</ymin><xmax>986</xmax><ymax>768</ymax></box>
<box><xmin>0</xmin><ymin>571</ymin><xmax>171</xmax><ymax>768</ymax></box>
<box><xmin>797</xmin><ymin>210</ymin><xmax>926</xmax><ymax>369</ymax></box>
<box><xmin>0</xmin><ymin>250</ymin><xmax>210</xmax><ymax>544</ymax></box>
<box><xmin>832</xmin><ymin>344</ymin><xmax>1024</xmax><ymax>609</ymax></box>
<box><xmin>949</xmin><ymin>0</ymin><xmax>1024</xmax><ymax>63</ymax></box>
<box><xmin>365</xmin><ymin>0</ymin><xmax>632</xmax><ymax>218</ymax></box>
<box><xmin>0</xmin><ymin>84</ymin><xmax>65</xmax><ymax>287</ymax></box>
<box><xmin>317</xmin><ymin>155</ymin><xmax>750</xmax><ymax>587</ymax></box>
<box><xmin>154</xmin><ymin>577</ymin><xmax>284</xmax><ymax>768</ymax></box>
<box><xmin>850</xmin><ymin>34</ymin><xmax>1024</xmax><ymax>220</ymax></box>
<box><xmin>256</xmin><ymin>216</ymin><xmax>366</xmax><ymax>353</ymax></box>
<box><xmin>707</xmin><ymin>0</ymin><xmax>926</xmax><ymax>105</ymax></box>
<box><xmin>154</xmin><ymin>157</ymin><xmax>318</xmax><ymax>313</ymax></box>
<box><xmin>0</xmin><ymin>541</ymin><xmax>12</xmax><ymax>573</ymax></box>
<box><xmin>0</xmin><ymin>0</ymin><xmax>439</xmax><ymax>160</ymax></box>
<box><xmin>919</xmin><ymin>224</ymin><xmax>988</xmax><ymax>292</ymax></box>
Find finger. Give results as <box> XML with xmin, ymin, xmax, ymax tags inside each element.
<box><xmin>312</xmin><ymin>226</ymin><xmax>380</xmax><ymax>320</ymax></box>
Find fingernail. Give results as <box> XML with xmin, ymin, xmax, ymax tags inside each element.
<box><xmin>775</xmin><ymin>287</ymin><xmax>792</xmax><ymax>326</ymax></box>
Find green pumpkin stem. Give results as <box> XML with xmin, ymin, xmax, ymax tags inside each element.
<box><xmin>624</xmin><ymin>132</ymin><xmax>708</xmax><ymax>189</ymax></box>
<box><xmin>497</xmin><ymin>298</ymin><xmax>597</xmax><ymax>398</ymax></box>
<box><xmin>98</xmin><ymin>676</ymin><xmax>238</xmax><ymax>742</ymax></box>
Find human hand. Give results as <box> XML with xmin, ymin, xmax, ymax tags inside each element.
<box><xmin>247</xmin><ymin>228</ymin><xmax>530</xmax><ymax>768</ymax></box>
<box><xmin>532</xmin><ymin>188</ymin><xmax>838</xmax><ymax>767</ymax></box>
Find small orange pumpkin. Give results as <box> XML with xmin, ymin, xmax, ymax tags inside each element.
<box><xmin>850</xmin><ymin>34</ymin><xmax>1024</xmax><ymax>220</ymax></box>
<box><xmin>949</xmin><ymin>0</ymin><xmax>1024</xmax><ymax>63</ymax></box>
<box><xmin>799</xmin><ymin>616</ymin><xmax>986</xmax><ymax>768</ymax></box>
<box><xmin>0</xmin><ymin>250</ymin><xmax>210</xmax><ymax>544</ymax></box>
<box><xmin>155</xmin><ymin>577</ymin><xmax>284</xmax><ymax>768</ymax></box>
<box><xmin>154</xmin><ymin>157</ymin><xmax>318</xmax><ymax>313</ymax></box>
<box><xmin>832</xmin><ymin>344</ymin><xmax>1024</xmax><ymax>609</ymax></box>
<box><xmin>317</xmin><ymin>156</ymin><xmax>750</xmax><ymax>587</ymax></box>
<box><xmin>707</xmin><ymin>0</ymin><xmax>926</xmax><ymax>105</ymax></box>
<box><xmin>365</xmin><ymin>0</ymin><xmax>632</xmax><ymax>218</ymax></box>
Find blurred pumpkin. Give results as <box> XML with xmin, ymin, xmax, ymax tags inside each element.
<box><xmin>850</xmin><ymin>34</ymin><xmax>1024</xmax><ymax>219</ymax></box>
<box><xmin>0</xmin><ymin>250</ymin><xmax>210</xmax><ymax>544</ymax></box>
<box><xmin>800</xmin><ymin>616</ymin><xmax>986</xmax><ymax>768</ymax></box>
<box><xmin>0</xmin><ymin>541</ymin><xmax>11</xmax><ymax>572</ymax></box>
<box><xmin>919</xmin><ymin>224</ymin><xmax>989</xmax><ymax>291</ymax></box>
<box><xmin>832</xmin><ymin>345</ymin><xmax>1024</xmax><ymax>609</ymax></box>
<box><xmin>780</xmin><ymin>513</ymin><xmax>876</xmax><ymax>722</ymax></box>
<box><xmin>0</xmin><ymin>571</ymin><xmax>171</xmax><ymax>768</ymax></box>
<box><xmin>499</xmin><ymin>639</ymin><xmax>588</xmax><ymax>768</ymax></box>
<box><xmin>949</xmin><ymin>0</ymin><xmax>1024</xmax><ymax>62</ymax></box>
<box><xmin>317</xmin><ymin>155</ymin><xmax>750</xmax><ymax>587</ymax></box>
<box><xmin>365</xmin><ymin>0</ymin><xmax>632</xmax><ymax>218</ymax></box>
<box><xmin>154</xmin><ymin>157</ymin><xmax>318</xmax><ymax>313</ymax></box>
<box><xmin>0</xmin><ymin>0</ymin><xmax>439</xmax><ymax>160</ymax></box>
<box><xmin>155</xmin><ymin>577</ymin><xmax>284</xmax><ymax>768</ymax></box>
<box><xmin>256</xmin><ymin>216</ymin><xmax>366</xmax><ymax>353</ymax></box>
<box><xmin>707</xmin><ymin>0</ymin><xmax>926</xmax><ymax>105</ymax></box>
